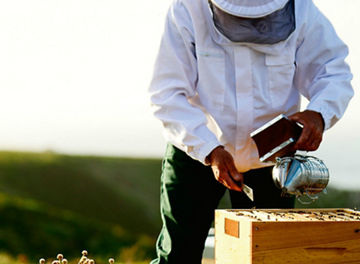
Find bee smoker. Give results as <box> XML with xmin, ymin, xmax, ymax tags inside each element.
<box><xmin>272</xmin><ymin>154</ymin><xmax>329</xmax><ymax>201</ymax></box>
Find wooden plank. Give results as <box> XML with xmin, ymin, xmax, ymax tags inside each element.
<box><xmin>252</xmin><ymin>221</ymin><xmax>360</xmax><ymax>252</ymax></box>
<box><xmin>222</xmin><ymin>209</ymin><xmax>360</xmax><ymax>222</ymax></box>
<box><xmin>252</xmin><ymin>239</ymin><xmax>360</xmax><ymax>264</ymax></box>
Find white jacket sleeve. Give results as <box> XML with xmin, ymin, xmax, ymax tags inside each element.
<box><xmin>149</xmin><ymin>2</ymin><xmax>220</xmax><ymax>163</ymax></box>
<box><xmin>293</xmin><ymin>3</ymin><xmax>354</xmax><ymax>130</ymax></box>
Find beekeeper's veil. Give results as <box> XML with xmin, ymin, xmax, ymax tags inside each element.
<box><xmin>209</xmin><ymin>0</ymin><xmax>295</xmax><ymax>44</ymax></box>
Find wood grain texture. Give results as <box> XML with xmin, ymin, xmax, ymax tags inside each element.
<box><xmin>215</xmin><ymin>209</ymin><xmax>360</xmax><ymax>264</ymax></box>
<box><xmin>252</xmin><ymin>221</ymin><xmax>360</xmax><ymax>252</ymax></box>
<box><xmin>252</xmin><ymin>240</ymin><xmax>360</xmax><ymax>263</ymax></box>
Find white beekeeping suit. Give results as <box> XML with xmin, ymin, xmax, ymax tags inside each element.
<box><xmin>149</xmin><ymin>0</ymin><xmax>353</xmax><ymax>172</ymax></box>
<box><xmin>149</xmin><ymin>1</ymin><xmax>354</xmax><ymax>263</ymax></box>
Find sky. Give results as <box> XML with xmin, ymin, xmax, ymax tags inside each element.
<box><xmin>0</xmin><ymin>0</ymin><xmax>359</xmax><ymax>189</ymax></box>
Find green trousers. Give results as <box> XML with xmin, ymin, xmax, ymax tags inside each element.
<box><xmin>151</xmin><ymin>144</ymin><xmax>294</xmax><ymax>264</ymax></box>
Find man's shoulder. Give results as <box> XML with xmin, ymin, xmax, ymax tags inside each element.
<box><xmin>295</xmin><ymin>0</ymin><xmax>320</xmax><ymax>17</ymax></box>
<box><xmin>170</xmin><ymin>0</ymin><xmax>204</xmax><ymax>14</ymax></box>
<box><xmin>171</xmin><ymin>0</ymin><xmax>202</xmax><ymax>6</ymax></box>
<box><xmin>167</xmin><ymin>0</ymin><xmax>207</xmax><ymax>30</ymax></box>
<box><xmin>294</xmin><ymin>0</ymin><xmax>323</xmax><ymax>36</ymax></box>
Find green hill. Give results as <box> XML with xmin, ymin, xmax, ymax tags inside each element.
<box><xmin>0</xmin><ymin>151</ymin><xmax>162</xmax><ymax>262</ymax></box>
<box><xmin>0</xmin><ymin>193</ymin><xmax>152</xmax><ymax>262</ymax></box>
<box><xmin>0</xmin><ymin>151</ymin><xmax>163</xmax><ymax>236</ymax></box>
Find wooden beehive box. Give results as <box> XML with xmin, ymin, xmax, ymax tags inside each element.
<box><xmin>215</xmin><ymin>209</ymin><xmax>360</xmax><ymax>264</ymax></box>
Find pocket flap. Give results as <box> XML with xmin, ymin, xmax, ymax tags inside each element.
<box><xmin>197</xmin><ymin>49</ymin><xmax>224</xmax><ymax>59</ymax></box>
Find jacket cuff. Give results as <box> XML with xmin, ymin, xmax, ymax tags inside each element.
<box><xmin>192</xmin><ymin>140</ymin><xmax>222</xmax><ymax>165</ymax></box>
<box><xmin>306</xmin><ymin>105</ymin><xmax>331</xmax><ymax>130</ymax></box>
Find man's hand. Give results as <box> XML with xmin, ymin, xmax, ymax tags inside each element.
<box><xmin>206</xmin><ymin>146</ymin><xmax>244</xmax><ymax>191</ymax></box>
<box><xmin>288</xmin><ymin>110</ymin><xmax>325</xmax><ymax>151</ymax></box>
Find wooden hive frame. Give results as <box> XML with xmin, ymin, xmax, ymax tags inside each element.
<box><xmin>215</xmin><ymin>209</ymin><xmax>360</xmax><ymax>264</ymax></box>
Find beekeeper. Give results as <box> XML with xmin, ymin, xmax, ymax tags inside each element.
<box><xmin>149</xmin><ymin>0</ymin><xmax>353</xmax><ymax>262</ymax></box>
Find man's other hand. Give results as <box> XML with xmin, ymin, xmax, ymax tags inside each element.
<box><xmin>206</xmin><ymin>146</ymin><xmax>244</xmax><ymax>191</ymax></box>
<box><xmin>288</xmin><ymin>110</ymin><xmax>325</xmax><ymax>151</ymax></box>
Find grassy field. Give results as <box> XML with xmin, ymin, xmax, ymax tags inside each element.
<box><xmin>0</xmin><ymin>150</ymin><xmax>359</xmax><ymax>263</ymax></box>
<box><xmin>0</xmin><ymin>151</ymin><xmax>162</xmax><ymax>235</ymax></box>
<box><xmin>0</xmin><ymin>151</ymin><xmax>161</xmax><ymax>263</ymax></box>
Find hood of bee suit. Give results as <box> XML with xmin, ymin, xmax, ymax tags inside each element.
<box><xmin>209</xmin><ymin>0</ymin><xmax>295</xmax><ymax>44</ymax></box>
<box><xmin>210</xmin><ymin>0</ymin><xmax>289</xmax><ymax>18</ymax></box>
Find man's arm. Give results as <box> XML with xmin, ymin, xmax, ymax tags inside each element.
<box><xmin>149</xmin><ymin>3</ymin><xmax>221</xmax><ymax>164</ymax></box>
<box><xmin>149</xmin><ymin>3</ymin><xmax>243</xmax><ymax>191</ymax></box>
<box><xmin>291</xmin><ymin>3</ymin><xmax>353</xmax><ymax>151</ymax></box>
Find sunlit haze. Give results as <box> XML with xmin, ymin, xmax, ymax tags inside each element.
<box><xmin>0</xmin><ymin>0</ymin><xmax>359</xmax><ymax>189</ymax></box>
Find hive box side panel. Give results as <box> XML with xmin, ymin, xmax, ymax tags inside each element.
<box><xmin>215</xmin><ymin>211</ymin><xmax>252</xmax><ymax>264</ymax></box>
<box><xmin>252</xmin><ymin>240</ymin><xmax>360</xmax><ymax>264</ymax></box>
<box><xmin>252</xmin><ymin>222</ymin><xmax>360</xmax><ymax>264</ymax></box>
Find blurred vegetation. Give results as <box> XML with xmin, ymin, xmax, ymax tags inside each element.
<box><xmin>0</xmin><ymin>192</ymin><xmax>154</xmax><ymax>263</ymax></box>
<box><xmin>0</xmin><ymin>151</ymin><xmax>162</xmax><ymax>235</ymax></box>
<box><xmin>0</xmin><ymin>151</ymin><xmax>160</xmax><ymax>263</ymax></box>
<box><xmin>0</xmin><ymin>150</ymin><xmax>359</xmax><ymax>263</ymax></box>
<box><xmin>0</xmin><ymin>252</ymin><xmax>150</xmax><ymax>264</ymax></box>
<box><xmin>295</xmin><ymin>187</ymin><xmax>360</xmax><ymax>209</ymax></box>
